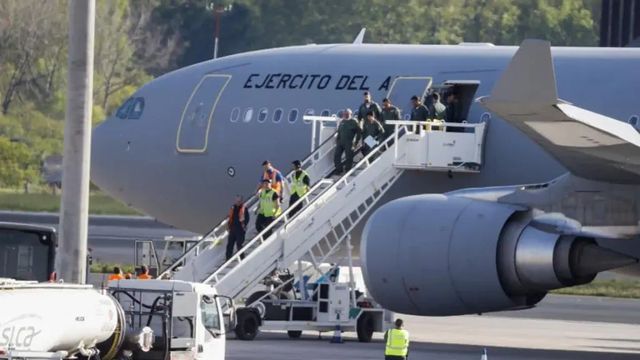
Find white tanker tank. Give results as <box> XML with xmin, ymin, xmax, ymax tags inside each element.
<box><xmin>0</xmin><ymin>279</ymin><xmax>231</xmax><ymax>360</ymax></box>
<box><xmin>0</xmin><ymin>279</ymin><xmax>127</xmax><ymax>359</ymax></box>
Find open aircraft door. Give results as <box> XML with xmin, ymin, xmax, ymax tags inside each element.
<box><xmin>176</xmin><ymin>74</ymin><xmax>231</xmax><ymax>153</ymax></box>
<box><xmin>436</xmin><ymin>80</ymin><xmax>480</xmax><ymax>122</ymax></box>
<box><xmin>385</xmin><ymin>77</ymin><xmax>433</xmax><ymax>119</ymax></box>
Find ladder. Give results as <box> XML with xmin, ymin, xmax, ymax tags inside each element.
<box><xmin>201</xmin><ymin>130</ymin><xmax>405</xmax><ymax>301</ymax></box>
<box><xmin>159</xmin><ymin>125</ymin><xmax>338</xmax><ymax>281</ymax></box>
<box><xmin>164</xmin><ymin>118</ymin><xmax>486</xmax><ymax>304</ymax></box>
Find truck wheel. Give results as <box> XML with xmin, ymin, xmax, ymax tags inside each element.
<box><xmin>235</xmin><ymin>310</ymin><xmax>260</xmax><ymax>340</ymax></box>
<box><xmin>287</xmin><ymin>330</ymin><xmax>302</xmax><ymax>339</ymax></box>
<box><xmin>357</xmin><ymin>312</ymin><xmax>374</xmax><ymax>343</ymax></box>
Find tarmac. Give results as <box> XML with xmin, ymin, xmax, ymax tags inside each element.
<box><xmin>3</xmin><ymin>211</ymin><xmax>640</xmax><ymax>359</ymax></box>
<box><xmin>226</xmin><ymin>294</ymin><xmax>640</xmax><ymax>359</ymax></box>
<box><xmin>227</xmin><ymin>336</ymin><xmax>639</xmax><ymax>360</ymax></box>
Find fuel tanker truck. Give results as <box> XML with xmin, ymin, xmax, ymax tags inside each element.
<box><xmin>0</xmin><ymin>278</ymin><xmax>234</xmax><ymax>360</ymax></box>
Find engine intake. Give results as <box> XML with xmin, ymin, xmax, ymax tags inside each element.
<box><xmin>361</xmin><ymin>194</ymin><xmax>636</xmax><ymax>316</ymax></box>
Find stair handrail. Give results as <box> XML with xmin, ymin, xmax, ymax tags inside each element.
<box><xmin>204</xmin><ymin>127</ymin><xmax>407</xmax><ymax>289</ymax></box>
<box><xmin>159</xmin><ymin>130</ymin><xmax>339</xmax><ymax>279</ymax></box>
<box><xmin>204</xmin><ymin>178</ymin><xmax>333</xmax><ymax>285</ymax></box>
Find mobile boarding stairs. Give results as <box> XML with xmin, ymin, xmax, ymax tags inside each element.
<box><xmin>156</xmin><ymin>117</ymin><xmax>486</xmax><ymax>340</ymax></box>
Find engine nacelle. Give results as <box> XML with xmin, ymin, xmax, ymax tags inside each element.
<box><xmin>361</xmin><ymin>194</ymin><xmax>633</xmax><ymax>316</ymax></box>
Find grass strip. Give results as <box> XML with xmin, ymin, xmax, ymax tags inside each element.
<box><xmin>90</xmin><ymin>262</ymin><xmax>136</xmax><ymax>274</ymax></box>
<box><xmin>0</xmin><ymin>190</ymin><xmax>139</xmax><ymax>215</ymax></box>
<box><xmin>551</xmin><ymin>279</ymin><xmax>640</xmax><ymax>299</ymax></box>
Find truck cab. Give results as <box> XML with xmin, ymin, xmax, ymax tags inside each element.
<box><xmin>108</xmin><ymin>280</ymin><xmax>232</xmax><ymax>360</ymax></box>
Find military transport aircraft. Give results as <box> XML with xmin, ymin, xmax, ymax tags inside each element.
<box><xmin>91</xmin><ymin>36</ymin><xmax>640</xmax><ymax>316</ymax></box>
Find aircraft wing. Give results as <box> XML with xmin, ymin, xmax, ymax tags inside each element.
<box><xmin>479</xmin><ymin>39</ymin><xmax>640</xmax><ymax>184</ymax></box>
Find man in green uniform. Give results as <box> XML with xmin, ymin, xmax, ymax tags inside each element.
<box><xmin>410</xmin><ymin>95</ymin><xmax>430</xmax><ymax>134</ymax></box>
<box><xmin>361</xmin><ymin>112</ymin><xmax>385</xmax><ymax>157</ymax></box>
<box><xmin>384</xmin><ymin>319</ymin><xmax>410</xmax><ymax>360</ymax></box>
<box><xmin>432</xmin><ymin>92</ymin><xmax>447</xmax><ymax>120</ymax></box>
<box><xmin>446</xmin><ymin>92</ymin><xmax>462</xmax><ymax>132</ymax></box>
<box><xmin>256</xmin><ymin>179</ymin><xmax>281</xmax><ymax>238</ymax></box>
<box><xmin>289</xmin><ymin>160</ymin><xmax>310</xmax><ymax>216</ymax></box>
<box><xmin>381</xmin><ymin>98</ymin><xmax>401</xmax><ymax>138</ymax></box>
<box><xmin>333</xmin><ymin>108</ymin><xmax>362</xmax><ymax>175</ymax></box>
<box><xmin>357</xmin><ymin>91</ymin><xmax>382</xmax><ymax>123</ymax></box>
<box><xmin>410</xmin><ymin>95</ymin><xmax>430</xmax><ymax>121</ymax></box>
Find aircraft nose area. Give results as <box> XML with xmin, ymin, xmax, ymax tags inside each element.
<box><xmin>89</xmin><ymin>82</ymin><xmax>193</xmax><ymax>225</ymax></box>
<box><xmin>88</xmin><ymin>66</ymin><xmax>228</xmax><ymax>233</ymax></box>
<box><xmin>91</xmin><ymin>116</ymin><xmax>128</xmax><ymax>199</ymax></box>
<box><xmin>91</xmin><ymin>91</ymin><xmax>156</xmax><ymax>206</ymax></box>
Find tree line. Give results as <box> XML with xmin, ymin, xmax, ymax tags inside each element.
<box><xmin>0</xmin><ymin>0</ymin><xmax>599</xmax><ymax>189</ymax></box>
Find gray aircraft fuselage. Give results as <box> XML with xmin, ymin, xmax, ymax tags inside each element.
<box><xmin>91</xmin><ymin>43</ymin><xmax>640</xmax><ymax>235</ymax></box>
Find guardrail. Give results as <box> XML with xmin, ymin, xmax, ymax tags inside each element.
<box><xmin>386</xmin><ymin>120</ymin><xmax>486</xmax><ymax>171</ymax></box>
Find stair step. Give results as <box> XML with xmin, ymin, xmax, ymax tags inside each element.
<box><xmin>169</xmin><ymin>140</ymin><xmax>353</xmax><ymax>285</ymax></box>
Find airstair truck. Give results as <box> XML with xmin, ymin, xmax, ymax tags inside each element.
<box><xmin>157</xmin><ymin>115</ymin><xmax>486</xmax><ymax>341</ymax></box>
<box><xmin>0</xmin><ymin>278</ymin><xmax>233</xmax><ymax>360</ymax></box>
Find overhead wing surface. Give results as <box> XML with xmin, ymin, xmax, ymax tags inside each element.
<box><xmin>479</xmin><ymin>39</ymin><xmax>640</xmax><ymax>184</ymax></box>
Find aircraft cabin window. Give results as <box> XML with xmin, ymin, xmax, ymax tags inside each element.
<box><xmin>303</xmin><ymin>109</ymin><xmax>315</xmax><ymax>124</ymax></box>
<box><xmin>243</xmin><ymin>108</ymin><xmax>254</xmax><ymax>123</ymax></box>
<box><xmin>258</xmin><ymin>108</ymin><xmax>268</xmax><ymax>123</ymax></box>
<box><xmin>629</xmin><ymin>115</ymin><xmax>639</xmax><ymax>127</ymax></box>
<box><xmin>321</xmin><ymin>109</ymin><xmax>330</xmax><ymax>117</ymax></box>
<box><xmin>230</xmin><ymin>107</ymin><xmax>240</xmax><ymax>122</ymax></box>
<box><xmin>128</xmin><ymin>98</ymin><xmax>145</xmax><ymax>119</ymax></box>
<box><xmin>273</xmin><ymin>108</ymin><xmax>283</xmax><ymax>123</ymax></box>
<box><xmin>116</xmin><ymin>98</ymin><xmax>135</xmax><ymax>119</ymax></box>
<box><xmin>288</xmin><ymin>109</ymin><xmax>299</xmax><ymax>124</ymax></box>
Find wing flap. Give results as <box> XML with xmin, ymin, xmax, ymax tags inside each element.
<box><xmin>479</xmin><ymin>40</ymin><xmax>640</xmax><ymax>184</ymax></box>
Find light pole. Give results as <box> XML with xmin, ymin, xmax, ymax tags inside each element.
<box><xmin>207</xmin><ymin>3</ymin><xmax>233</xmax><ymax>59</ymax></box>
<box><xmin>58</xmin><ymin>0</ymin><xmax>95</xmax><ymax>284</ymax></box>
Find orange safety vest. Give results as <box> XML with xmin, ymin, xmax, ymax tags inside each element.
<box><xmin>228</xmin><ymin>204</ymin><xmax>246</xmax><ymax>227</ymax></box>
<box><xmin>137</xmin><ymin>273</ymin><xmax>152</xmax><ymax>280</ymax></box>
<box><xmin>108</xmin><ymin>274</ymin><xmax>124</xmax><ymax>281</ymax></box>
<box><xmin>262</xmin><ymin>169</ymin><xmax>282</xmax><ymax>194</ymax></box>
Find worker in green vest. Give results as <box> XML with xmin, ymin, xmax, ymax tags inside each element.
<box><xmin>289</xmin><ymin>160</ymin><xmax>310</xmax><ymax>217</ymax></box>
<box><xmin>384</xmin><ymin>318</ymin><xmax>410</xmax><ymax>359</ymax></box>
<box><xmin>255</xmin><ymin>179</ymin><xmax>281</xmax><ymax>238</ymax></box>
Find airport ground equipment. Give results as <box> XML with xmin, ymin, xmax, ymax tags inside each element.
<box><xmin>0</xmin><ymin>278</ymin><xmax>231</xmax><ymax>360</ymax></box>
<box><xmin>134</xmin><ymin>236</ymin><xmax>202</xmax><ymax>277</ymax></box>
<box><xmin>0</xmin><ymin>223</ymin><xmax>57</xmax><ymax>282</ymax></box>
<box><xmin>159</xmin><ymin>116</ymin><xmax>486</xmax><ymax>340</ymax></box>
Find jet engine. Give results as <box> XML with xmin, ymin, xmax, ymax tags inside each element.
<box><xmin>361</xmin><ymin>194</ymin><xmax>636</xmax><ymax>316</ymax></box>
